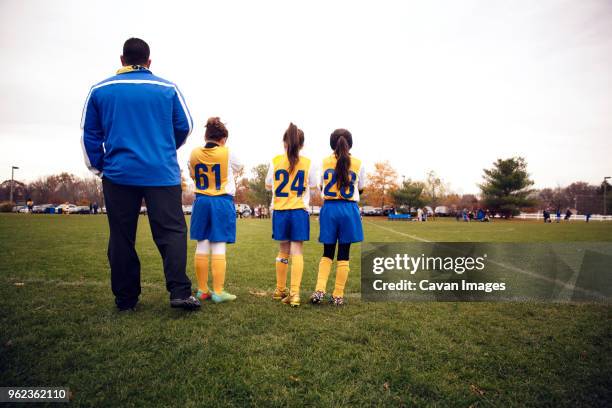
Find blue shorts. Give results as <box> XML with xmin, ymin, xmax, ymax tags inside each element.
<box><xmin>272</xmin><ymin>209</ymin><xmax>310</xmax><ymax>241</ymax></box>
<box><xmin>190</xmin><ymin>194</ymin><xmax>236</xmax><ymax>243</ymax></box>
<box><xmin>319</xmin><ymin>200</ymin><xmax>364</xmax><ymax>244</ymax></box>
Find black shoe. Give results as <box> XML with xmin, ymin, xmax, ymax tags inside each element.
<box><xmin>170</xmin><ymin>295</ymin><xmax>201</xmax><ymax>310</ymax></box>
<box><xmin>116</xmin><ymin>300</ymin><xmax>138</xmax><ymax>312</ymax></box>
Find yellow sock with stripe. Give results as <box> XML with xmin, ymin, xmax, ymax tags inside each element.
<box><xmin>316</xmin><ymin>257</ymin><xmax>333</xmax><ymax>292</ymax></box>
<box><xmin>211</xmin><ymin>254</ymin><xmax>226</xmax><ymax>295</ymax></box>
<box><xmin>194</xmin><ymin>253</ymin><xmax>209</xmax><ymax>293</ymax></box>
<box><xmin>289</xmin><ymin>254</ymin><xmax>304</xmax><ymax>295</ymax></box>
<box><xmin>333</xmin><ymin>260</ymin><xmax>350</xmax><ymax>297</ymax></box>
<box><xmin>275</xmin><ymin>252</ymin><xmax>289</xmax><ymax>290</ymax></box>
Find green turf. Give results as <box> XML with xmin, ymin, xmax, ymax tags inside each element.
<box><xmin>0</xmin><ymin>214</ymin><xmax>610</xmax><ymax>407</ymax></box>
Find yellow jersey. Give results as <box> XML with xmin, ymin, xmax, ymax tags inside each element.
<box><xmin>265</xmin><ymin>154</ymin><xmax>318</xmax><ymax>210</ymax></box>
<box><xmin>320</xmin><ymin>154</ymin><xmax>365</xmax><ymax>202</ymax></box>
<box><xmin>189</xmin><ymin>145</ymin><xmax>242</xmax><ymax>196</ymax></box>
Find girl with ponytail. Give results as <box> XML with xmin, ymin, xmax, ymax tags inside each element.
<box><xmin>265</xmin><ymin>123</ymin><xmax>318</xmax><ymax>307</ymax></box>
<box><xmin>310</xmin><ymin>129</ymin><xmax>365</xmax><ymax>306</ymax></box>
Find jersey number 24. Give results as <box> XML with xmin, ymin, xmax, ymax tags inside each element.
<box><xmin>275</xmin><ymin>169</ymin><xmax>305</xmax><ymax>197</ymax></box>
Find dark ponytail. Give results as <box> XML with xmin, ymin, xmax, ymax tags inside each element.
<box><xmin>330</xmin><ymin>129</ymin><xmax>353</xmax><ymax>190</ymax></box>
<box><xmin>283</xmin><ymin>122</ymin><xmax>304</xmax><ymax>173</ymax></box>
<box><xmin>205</xmin><ymin>117</ymin><xmax>228</xmax><ymax>141</ymax></box>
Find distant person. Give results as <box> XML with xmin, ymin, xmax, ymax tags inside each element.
<box><xmin>422</xmin><ymin>208</ymin><xmax>428</xmax><ymax>221</ymax></box>
<box><xmin>93</xmin><ymin>202</ymin><xmax>99</xmax><ymax>215</ymax></box>
<box><xmin>81</xmin><ymin>38</ymin><xmax>199</xmax><ymax>311</ymax></box>
<box><xmin>565</xmin><ymin>208</ymin><xmax>572</xmax><ymax>221</ymax></box>
<box><xmin>585</xmin><ymin>212</ymin><xmax>591</xmax><ymax>222</ymax></box>
<box><xmin>477</xmin><ymin>208</ymin><xmax>485</xmax><ymax>221</ymax></box>
<box><xmin>543</xmin><ymin>209</ymin><xmax>551</xmax><ymax>223</ymax></box>
<box><xmin>265</xmin><ymin>123</ymin><xmax>318</xmax><ymax>307</ymax></box>
<box><xmin>189</xmin><ymin>117</ymin><xmax>242</xmax><ymax>304</ymax></box>
<box><xmin>89</xmin><ymin>202</ymin><xmax>93</xmax><ymax>214</ymax></box>
<box><xmin>26</xmin><ymin>198</ymin><xmax>33</xmax><ymax>213</ymax></box>
<box><xmin>417</xmin><ymin>207</ymin><xmax>423</xmax><ymax>222</ymax></box>
<box><xmin>556</xmin><ymin>208</ymin><xmax>561</xmax><ymax>223</ymax></box>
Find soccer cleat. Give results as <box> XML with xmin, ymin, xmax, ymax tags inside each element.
<box><xmin>212</xmin><ymin>291</ymin><xmax>237</xmax><ymax>303</ymax></box>
<box><xmin>196</xmin><ymin>290</ymin><xmax>212</xmax><ymax>301</ymax></box>
<box><xmin>330</xmin><ymin>295</ymin><xmax>345</xmax><ymax>306</ymax></box>
<box><xmin>170</xmin><ymin>295</ymin><xmax>201</xmax><ymax>310</ymax></box>
<box><xmin>273</xmin><ymin>287</ymin><xmax>289</xmax><ymax>300</ymax></box>
<box><xmin>309</xmin><ymin>290</ymin><xmax>326</xmax><ymax>304</ymax></box>
<box><xmin>281</xmin><ymin>293</ymin><xmax>301</xmax><ymax>307</ymax></box>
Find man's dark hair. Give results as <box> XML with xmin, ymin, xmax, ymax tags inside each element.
<box><xmin>122</xmin><ymin>38</ymin><xmax>150</xmax><ymax>65</ymax></box>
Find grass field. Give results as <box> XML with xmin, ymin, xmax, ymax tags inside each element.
<box><xmin>1</xmin><ymin>214</ymin><xmax>611</xmax><ymax>407</ymax></box>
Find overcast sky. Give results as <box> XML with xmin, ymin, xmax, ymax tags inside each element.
<box><xmin>1</xmin><ymin>0</ymin><xmax>611</xmax><ymax>193</ymax></box>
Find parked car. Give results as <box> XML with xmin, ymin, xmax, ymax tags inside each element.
<box><xmin>382</xmin><ymin>206</ymin><xmax>396</xmax><ymax>216</ymax></box>
<box><xmin>361</xmin><ymin>206</ymin><xmax>376</xmax><ymax>216</ymax></box>
<box><xmin>101</xmin><ymin>206</ymin><xmax>107</xmax><ymax>214</ymax></box>
<box><xmin>12</xmin><ymin>205</ymin><xmax>26</xmax><ymax>213</ymax></box>
<box><xmin>363</xmin><ymin>207</ymin><xmax>383</xmax><ymax>216</ymax></box>
<box><xmin>435</xmin><ymin>206</ymin><xmax>450</xmax><ymax>216</ymax></box>
<box><xmin>69</xmin><ymin>205</ymin><xmax>91</xmax><ymax>214</ymax></box>
<box><xmin>182</xmin><ymin>205</ymin><xmax>192</xmax><ymax>215</ymax></box>
<box><xmin>55</xmin><ymin>204</ymin><xmax>77</xmax><ymax>214</ymax></box>
<box><xmin>235</xmin><ymin>203</ymin><xmax>251</xmax><ymax>218</ymax></box>
<box><xmin>32</xmin><ymin>204</ymin><xmax>55</xmax><ymax>214</ymax></box>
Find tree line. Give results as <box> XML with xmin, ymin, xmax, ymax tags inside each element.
<box><xmin>2</xmin><ymin>157</ymin><xmax>611</xmax><ymax>216</ymax></box>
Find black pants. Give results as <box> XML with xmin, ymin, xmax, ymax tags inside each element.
<box><xmin>102</xmin><ymin>178</ymin><xmax>192</xmax><ymax>309</ymax></box>
<box><xmin>323</xmin><ymin>242</ymin><xmax>351</xmax><ymax>261</ymax></box>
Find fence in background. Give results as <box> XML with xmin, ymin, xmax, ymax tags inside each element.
<box><xmin>518</xmin><ymin>213</ymin><xmax>612</xmax><ymax>222</ymax></box>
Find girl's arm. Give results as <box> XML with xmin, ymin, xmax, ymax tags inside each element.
<box><xmin>229</xmin><ymin>151</ymin><xmax>244</xmax><ymax>173</ymax></box>
<box><xmin>358</xmin><ymin>164</ymin><xmax>367</xmax><ymax>194</ymax></box>
<box><xmin>264</xmin><ymin>161</ymin><xmax>274</xmax><ymax>191</ymax></box>
<box><xmin>308</xmin><ymin>162</ymin><xmax>319</xmax><ymax>190</ymax></box>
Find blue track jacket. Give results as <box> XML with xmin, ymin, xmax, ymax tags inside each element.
<box><xmin>80</xmin><ymin>67</ymin><xmax>193</xmax><ymax>186</ymax></box>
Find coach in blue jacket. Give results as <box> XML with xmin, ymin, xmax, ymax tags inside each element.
<box><xmin>81</xmin><ymin>38</ymin><xmax>200</xmax><ymax>311</ymax></box>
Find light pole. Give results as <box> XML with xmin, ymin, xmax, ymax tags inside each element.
<box><xmin>9</xmin><ymin>166</ymin><xmax>19</xmax><ymax>203</ymax></box>
<box><xmin>604</xmin><ymin>176</ymin><xmax>611</xmax><ymax>216</ymax></box>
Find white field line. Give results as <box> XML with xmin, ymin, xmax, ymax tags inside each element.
<box><xmin>363</xmin><ymin>220</ymin><xmax>606</xmax><ymax>299</ymax></box>
<box><xmin>364</xmin><ymin>219</ymin><xmax>430</xmax><ymax>242</ymax></box>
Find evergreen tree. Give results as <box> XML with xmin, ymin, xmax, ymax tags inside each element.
<box><xmin>391</xmin><ymin>179</ymin><xmax>425</xmax><ymax>213</ymax></box>
<box><xmin>479</xmin><ymin>157</ymin><xmax>535</xmax><ymax>217</ymax></box>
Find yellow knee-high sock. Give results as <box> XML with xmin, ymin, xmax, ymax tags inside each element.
<box><xmin>333</xmin><ymin>260</ymin><xmax>350</xmax><ymax>297</ymax></box>
<box><xmin>211</xmin><ymin>254</ymin><xmax>226</xmax><ymax>295</ymax></box>
<box><xmin>194</xmin><ymin>253</ymin><xmax>209</xmax><ymax>293</ymax></box>
<box><xmin>316</xmin><ymin>257</ymin><xmax>333</xmax><ymax>292</ymax></box>
<box><xmin>275</xmin><ymin>252</ymin><xmax>289</xmax><ymax>290</ymax></box>
<box><xmin>289</xmin><ymin>254</ymin><xmax>304</xmax><ymax>295</ymax></box>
